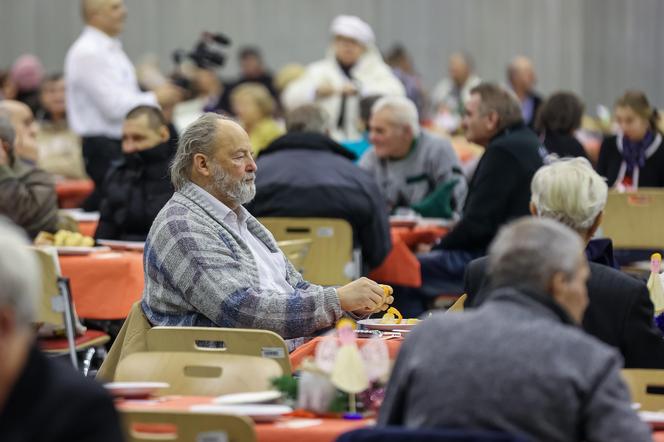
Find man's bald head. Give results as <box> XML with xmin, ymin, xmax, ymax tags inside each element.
<box><xmin>507</xmin><ymin>55</ymin><xmax>536</xmax><ymax>95</ymax></box>
<box><xmin>448</xmin><ymin>52</ymin><xmax>474</xmax><ymax>87</ymax></box>
<box><xmin>0</xmin><ymin>100</ymin><xmax>37</xmax><ymax>163</ymax></box>
<box><xmin>81</xmin><ymin>0</ymin><xmax>126</xmax><ymax>36</ymax></box>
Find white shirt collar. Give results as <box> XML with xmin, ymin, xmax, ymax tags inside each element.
<box><xmin>191</xmin><ymin>183</ymin><xmax>249</xmax><ymax>231</ymax></box>
<box><xmin>83</xmin><ymin>25</ymin><xmax>122</xmax><ymax>50</ymax></box>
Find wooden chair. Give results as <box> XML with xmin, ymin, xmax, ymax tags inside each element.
<box><xmin>115</xmin><ymin>351</ymin><xmax>282</xmax><ymax>396</ymax></box>
<box><xmin>121</xmin><ymin>410</ymin><xmax>256</xmax><ymax>442</ymax></box>
<box><xmin>259</xmin><ymin>217</ymin><xmax>358</xmax><ymax>286</ymax></box>
<box><xmin>32</xmin><ymin>247</ymin><xmax>110</xmax><ymax>372</ymax></box>
<box><xmin>96</xmin><ymin>302</ymin><xmax>152</xmax><ymax>382</ymax></box>
<box><xmin>276</xmin><ymin>238</ymin><xmax>312</xmax><ymax>273</ymax></box>
<box><xmin>147</xmin><ymin>326</ymin><xmax>291</xmax><ymax>375</ymax></box>
<box><xmin>602</xmin><ymin>189</ymin><xmax>664</xmax><ymax>249</ymax></box>
<box><xmin>446</xmin><ymin>294</ymin><xmax>467</xmax><ymax>313</ymax></box>
<box><xmin>621</xmin><ymin>369</ymin><xmax>664</xmax><ymax>411</ymax></box>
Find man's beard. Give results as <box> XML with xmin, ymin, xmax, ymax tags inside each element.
<box><xmin>209</xmin><ymin>162</ymin><xmax>256</xmax><ymax>206</ymax></box>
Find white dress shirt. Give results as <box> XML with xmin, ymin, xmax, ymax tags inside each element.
<box><xmin>64</xmin><ymin>26</ymin><xmax>158</xmax><ymax>139</ymax></box>
<box><xmin>192</xmin><ymin>184</ymin><xmax>293</xmax><ymax>294</ymax></box>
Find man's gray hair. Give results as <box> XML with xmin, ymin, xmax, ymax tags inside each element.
<box><xmin>488</xmin><ymin>217</ymin><xmax>584</xmax><ymax>295</ymax></box>
<box><xmin>0</xmin><ymin>115</ymin><xmax>16</xmax><ymax>147</ymax></box>
<box><xmin>170</xmin><ymin>113</ymin><xmax>225</xmax><ymax>190</ymax></box>
<box><xmin>371</xmin><ymin>96</ymin><xmax>420</xmax><ymax>137</ymax></box>
<box><xmin>286</xmin><ymin>104</ymin><xmax>330</xmax><ymax>134</ymax></box>
<box><xmin>531</xmin><ymin>157</ymin><xmax>608</xmax><ymax>233</ymax></box>
<box><xmin>0</xmin><ymin>218</ymin><xmax>39</xmax><ymax>325</ymax></box>
<box><xmin>470</xmin><ymin>83</ymin><xmax>523</xmax><ymax>133</ymax></box>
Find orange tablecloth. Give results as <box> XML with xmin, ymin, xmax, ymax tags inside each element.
<box><xmin>655</xmin><ymin>432</ymin><xmax>664</xmax><ymax>442</ymax></box>
<box><xmin>59</xmin><ymin>251</ymin><xmax>144</xmax><ymax>319</ymax></box>
<box><xmin>369</xmin><ymin>226</ymin><xmax>447</xmax><ymax>287</ymax></box>
<box><xmin>78</xmin><ymin>220</ymin><xmax>99</xmax><ymax>237</ymax></box>
<box><xmin>117</xmin><ymin>396</ymin><xmax>370</xmax><ymax>442</ymax></box>
<box><xmin>55</xmin><ymin>179</ymin><xmax>94</xmax><ymax>208</ymax></box>
<box><xmin>289</xmin><ymin>336</ymin><xmax>403</xmax><ymax>371</ymax></box>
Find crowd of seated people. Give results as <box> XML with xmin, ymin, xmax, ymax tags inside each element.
<box><xmin>2</xmin><ymin>0</ymin><xmax>664</xmax><ymax>440</ymax></box>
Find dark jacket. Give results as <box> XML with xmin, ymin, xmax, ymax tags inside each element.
<box><xmin>247</xmin><ymin>132</ymin><xmax>391</xmax><ymax>269</ymax></box>
<box><xmin>379</xmin><ymin>287</ymin><xmax>651</xmax><ymax>442</ymax></box>
<box><xmin>542</xmin><ymin>131</ymin><xmax>588</xmax><ymax>159</ymax></box>
<box><xmin>96</xmin><ymin>141</ymin><xmax>174</xmax><ymax>241</ymax></box>
<box><xmin>597</xmin><ymin>133</ymin><xmax>664</xmax><ymax>188</ymax></box>
<box><xmin>0</xmin><ymin>159</ymin><xmax>59</xmax><ymax>238</ymax></box>
<box><xmin>464</xmin><ymin>256</ymin><xmax>664</xmax><ymax>368</ymax></box>
<box><xmin>437</xmin><ymin>123</ymin><xmax>544</xmax><ymax>252</ymax></box>
<box><xmin>0</xmin><ymin>344</ymin><xmax>124</xmax><ymax>441</ymax></box>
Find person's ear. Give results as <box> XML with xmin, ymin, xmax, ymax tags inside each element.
<box><xmin>586</xmin><ymin>211</ymin><xmax>603</xmax><ymax>242</ymax></box>
<box><xmin>549</xmin><ymin>271</ymin><xmax>569</xmax><ymax>306</ymax></box>
<box><xmin>158</xmin><ymin>125</ymin><xmax>170</xmax><ymax>143</ymax></box>
<box><xmin>192</xmin><ymin>153</ymin><xmax>212</xmax><ymax>177</ymax></box>
<box><xmin>0</xmin><ymin>307</ymin><xmax>17</xmax><ymax>338</ymax></box>
<box><xmin>529</xmin><ymin>201</ymin><xmax>538</xmax><ymax>216</ymax></box>
<box><xmin>486</xmin><ymin>111</ymin><xmax>499</xmax><ymax>131</ymax></box>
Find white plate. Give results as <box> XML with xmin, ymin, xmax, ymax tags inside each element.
<box><xmin>104</xmin><ymin>382</ymin><xmax>169</xmax><ymax>398</ymax></box>
<box><xmin>190</xmin><ymin>404</ymin><xmax>293</xmax><ymax>422</ymax></box>
<box><xmin>639</xmin><ymin>411</ymin><xmax>664</xmax><ymax>429</ymax></box>
<box><xmin>60</xmin><ymin>209</ymin><xmax>100</xmax><ymax>222</ymax></box>
<box><xmin>358</xmin><ymin>318</ymin><xmax>421</xmax><ymax>331</ymax></box>
<box><xmin>213</xmin><ymin>390</ymin><xmax>282</xmax><ymax>405</ymax></box>
<box><xmin>97</xmin><ymin>239</ymin><xmax>145</xmax><ymax>251</ymax></box>
<box><xmin>56</xmin><ymin>246</ymin><xmax>110</xmax><ymax>255</ymax></box>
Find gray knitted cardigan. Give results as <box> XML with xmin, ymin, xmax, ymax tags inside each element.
<box><xmin>141</xmin><ymin>182</ymin><xmax>343</xmax><ymax>339</ymax></box>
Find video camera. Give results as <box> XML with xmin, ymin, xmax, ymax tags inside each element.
<box><xmin>171</xmin><ymin>32</ymin><xmax>232</xmax><ymax>92</ymax></box>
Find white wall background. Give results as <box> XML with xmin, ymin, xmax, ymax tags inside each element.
<box><xmin>0</xmin><ymin>0</ymin><xmax>662</xmax><ymax>110</ymax></box>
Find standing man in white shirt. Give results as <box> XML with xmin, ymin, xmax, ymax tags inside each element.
<box><xmin>65</xmin><ymin>0</ymin><xmax>181</xmax><ymax>210</ymax></box>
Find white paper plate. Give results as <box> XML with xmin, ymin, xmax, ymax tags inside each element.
<box><xmin>358</xmin><ymin>318</ymin><xmax>420</xmax><ymax>331</ymax></box>
<box><xmin>190</xmin><ymin>404</ymin><xmax>293</xmax><ymax>422</ymax></box>
<box><xmin>60</xmin><ymin>209</ymin><xmax>100</xmax><ymax>222</ymax></box>
<box><xmin>213</xmin><ymin>390</ymin><xmax>282</xmax><ymax>405</ymax></box>
<box><xmin>56</xmin><ymin>246</ymin><xmax>110</xmax><ymax>255</ymax></box>
<box><xmin>104</xmin><ymin>382</ymin><xmax>169</xmax><ymax>398</ymax></box>
<box><xmin>97</xmin><ymin>239</ymin><xmax>145</xmax><ymax>251</ymax></box>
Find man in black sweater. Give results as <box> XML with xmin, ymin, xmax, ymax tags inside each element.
<box><xmin>0</xmin><ymin>218</ymin><xmax>123</xmax><ymax>441</ymax></box>
<box><xmin>95</xmin><ymin>105</ymin><xmax>175</xmax><ymax>241</ymax></box>
<box><xmin>394</xmin><ymin>83</ymin><xmax>544</xmax><ymax>317</ymax></box>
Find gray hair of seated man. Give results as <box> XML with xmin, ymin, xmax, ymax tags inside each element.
<box><xmin>0</xmin><ymin>218</ymin><xmax>39</xmax><ymax>326</ymax></box>
<box><xmin>170</xmin><ymin>113</ymin><xmax>231</xmax><ymax>191</ymax></box>
<box><xmin>286</xmin><ymin>104</ymin><xmax>330</xmax><ymax>134</ymax></box>
<box><xmin>371</xmin><ymin>96</ymin><xmax>420</xmax><ymax>137</ymax></box>
<box><xmin>531</xmin><ymin>157</ymin><xmax>608</xmax><ymax>233</ymax></box>
<box><xmin>0</xmin><ymin>115</ymin><xmax>16</xmax><ymax>148</ymax></box>
<box><xmin>488</xmin><ymin>217</ymin><xmax>584</xmax><ymax>296</ymax></box>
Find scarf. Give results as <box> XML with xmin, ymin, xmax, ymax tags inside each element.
<box><xmin>622</xmin><ymin>130</ymin><xmax>655</xmax><ymax>176</ymax></box>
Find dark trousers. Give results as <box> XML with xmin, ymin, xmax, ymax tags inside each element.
<box><xmin>392</xmin><ymin>248</ymin><xmax>482</xmax><ymax>317</ymax></box>
<box><xmin>81</xmin><ymin>137</ymin><xmax>122</xmax><ymax>211</ymax></box>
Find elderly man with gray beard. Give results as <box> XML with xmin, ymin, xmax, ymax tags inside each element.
<box><xmin>142</xmin><ymin>114</ymin><xmax>393</xmax><ymax>348</ymax></box>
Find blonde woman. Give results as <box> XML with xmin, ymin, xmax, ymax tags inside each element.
<box><xmin>230</xmin><ymin>83</ymin><xmax>283</xmax><ymax>156</ymax></box>
<box><xmin>597</xmin><ymin>90</ymin><xmax>664</xmax><ymax>189</ymax></box>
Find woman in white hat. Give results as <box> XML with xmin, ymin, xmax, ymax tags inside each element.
<box><xmin>282</xmin><ymin>15</ymin><xmax>405</xmax><ymax>141</ymax></box>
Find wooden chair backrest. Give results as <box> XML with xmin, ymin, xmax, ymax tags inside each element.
<box><xmin>115</xmin><ymin>351</ymin><xmax>282</xmax><ymax>396</ymax></box>
<box><xmin>32</xmin><ymin>247</ymin><xmax>64</xmax><ymax>327</ymax></box>
<box><xmin>121</xmin><ymin>410</ymin><xmax>256</xmax><ymax>442</ymax></box>
<box><xmin>446</xmin><ymin>294</ymin><xmax>467</xmax><ymax>313</ymax></box>
<box><xmin>276</xmin><ymin>238</ymin><xmax>312</xmax><ymax>273</ymax></box>
<box><xmin>602</xmin><ymin>189</ymin><xmax>664</xmax><ymax>249</ymax></box>
<box><xmin>621</xmin><ymin>369</ymin><xmax>664</xmax><ymax>411</ymax></box>
<box><xmin>260</xmin><ymin>217</ymin><xmax>354</xmax><ymax>285</ymax></box>
<box><xmin>147</xmin><ymin>326</ymin><xmax>291</xmax><ymax>374</ymax></box>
